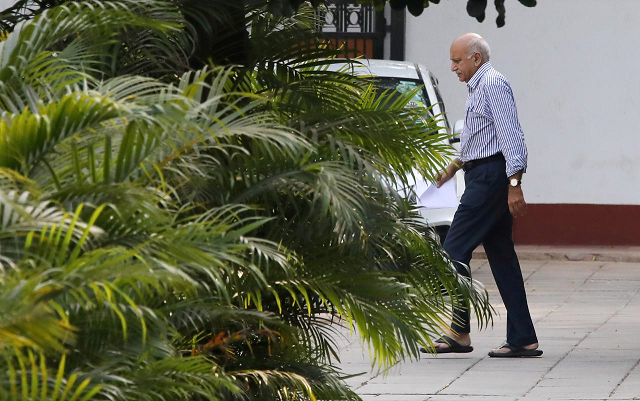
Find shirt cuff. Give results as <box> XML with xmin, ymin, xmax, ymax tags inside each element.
<box><xmin>506</xmin><ymin>156</ymin><xmax>527</xmax><ymax>177</ymax></box>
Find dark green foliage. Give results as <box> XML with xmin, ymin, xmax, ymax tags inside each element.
<box><xmin>0</xmin><ymin>1</ymin><xmax>494</xmax><ymax>400</ymax></box>
<box><xmin>259</xmin><ymin>0</ymin><xmax>537</xmax><ymax>25</ymax></box>
<box><xmin>467</xmin><ymin>0</ymin><xmax>488</xmax><ymax>22</ymax></box>
<box><xmin>466</xmin><ymin>0</ymin><xmax>537</xmax><ymax>27</ymax></box>
<box><xmin>1</xmin><ymin>0</ymin><xmax>538</xmax><ymax>30</ymax></box>
<box><xmin>0</xmin><ymin>0</ymin><xmax>68</xmax><ymax>31</ymax></box>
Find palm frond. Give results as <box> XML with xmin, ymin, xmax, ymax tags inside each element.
<box><xmin>0</xmin><ymin>351</ymin><xmax>102</xmax><ymax>401</ymax></box>
<box><xmin>93</xmin><ymin>356</ymin><xmax>237</xmax><ymax>401</ymax></box>
<box><xmin>0</xmin><ymin>2</ymin><xmax>496</xmax><ymax>400</ymax></box>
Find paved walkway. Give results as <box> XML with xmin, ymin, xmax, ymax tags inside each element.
<box><xmin>337</xmin><ymin>259</ymin><xmax>640</xmax><ymax>400</ymax></box>
<box><xmin>474</xmin><ymin>245</ymin><xmax>640</xmax><ymax>263</ymax></box>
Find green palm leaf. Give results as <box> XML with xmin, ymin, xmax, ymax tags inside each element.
<box><xmin>0</xmin><ymin>351</ymin><xmax>102</xmax><ymax>401</ymax></box>
<box><xmin>0</xmin><ymin>2</ymin><xmax>495</xmax><ymax>400</ymax></box>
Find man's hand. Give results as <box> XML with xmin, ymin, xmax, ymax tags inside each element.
<box><xmin>436</xmin><ymin>160</ymin><xmax>461</xmax><ymax>188</ymax></box>
<box><xmin>435</xmin><ymin>169</ymin><xmax>452</xmax><ymax>188</ymax></box>
<box><xmin>508</xmin><ymin>185</ymin><xmax>527</xmax><ymax>217</ymax></box>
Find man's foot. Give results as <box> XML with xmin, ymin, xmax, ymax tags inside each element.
<box><xmin>421</xmin><ymin>333</ymin><xmax>473</xmax><ymax>354</ymax></box>
<box><xmin>488</xmin><ymin>342</ymin><xmax>542</xmax><ymax>358</ymax></box>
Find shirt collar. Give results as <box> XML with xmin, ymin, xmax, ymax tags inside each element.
<box><xmin>467</xmin><ymin>62</ymin><xmax>493</xmax><ymax>92</ymax></box>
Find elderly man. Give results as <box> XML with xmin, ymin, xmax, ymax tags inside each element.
<box><xmin>428</xmin><ymin>33</ymin><xmax>542</xmax><ymax>357</ymax></box>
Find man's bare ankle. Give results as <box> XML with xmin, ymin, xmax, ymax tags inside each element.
<box><xmin>450</xmin><ymin>333</ymin><xmax>471</xmax><ymax>345</ymax></box>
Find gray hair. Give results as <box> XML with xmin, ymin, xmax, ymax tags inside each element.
<box><xmin>467</xmin><ymin>37</ymin><xmax>491</xmax><ymax>61</ymax></box>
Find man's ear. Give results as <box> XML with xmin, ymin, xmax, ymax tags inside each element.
<box><xmin>474</xmin><ymin>53</ymin><xmax>482</xmax><ymax>66</ymax></box>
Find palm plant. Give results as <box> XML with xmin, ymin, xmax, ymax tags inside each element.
<box><xmin>0</xmin><ymin>1</ymin><xmax>493</xmax><ymax>400</ymax></box>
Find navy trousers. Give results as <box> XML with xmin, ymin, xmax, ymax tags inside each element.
<box><xmin>443</xmin><ymin>158</ymin><xmax>538</xmax><ymax>347</ymax></box>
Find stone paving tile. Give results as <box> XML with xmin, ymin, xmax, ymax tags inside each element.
<box><xmin>427</xmin><ymin>396</ymin><xmax>516</xmax><ymax>401</ymax></box>
<box><xmin>361</xmin><ymin>396</ymin><xmax>429</xmax><ymax>401</ymax></box>
<box><xmin>471</xmin><ymin>357</ymin><xmax>557</xmax><ymax>373</ymax></box>
<box><xmin>438</xmin><ymin>369</ymin><xmax>542</xmax><ymax>397</ymax></box>
<box><xmin>336</xmin><ymin>259</ymin><xmax>640</xmax><ymax>400</ymax></box>
<box><xmin>618</xmin><ymin>303</ymin><xmax>640</xmax><ymax>315</ymax></box>
<box><xmin>593</xmin><ymin>262</ymin><xmax>640</xmax><ymax>280</ymax></box>
<box><xmin>358</xmin><ymin>358</ymin><xmax>477</xmax><ymax>395</ymax></box>
<box><xmin>610</xmin><ymin>361</ymin><xmax>640</xmax><ymax>399</ymax></box>
<box><xmin>522</xmin><ymin>385</ymin><xmax>622</xmax><ymax>400</ymax></box>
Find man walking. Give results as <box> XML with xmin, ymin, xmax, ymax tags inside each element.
<box><xmin>428</xmin><ymin>33</ymin><xmax>542</xmax><ymax>357</ymax></box>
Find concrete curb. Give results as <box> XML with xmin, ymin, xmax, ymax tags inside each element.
<box><xmin>472</xmin><ymin>245</ymin><xmax>640</xmax><ymax>263</ymax></box>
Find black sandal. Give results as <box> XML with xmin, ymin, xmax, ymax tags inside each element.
<box><xmin>488</xmin><ymin>343</ymin><xmax>543</xmax><ymax>358</ymax></box>
<box><xmin>421</xmin><ymin>335</ymin><xmax>474</xmax><ymax>354</ymax></box>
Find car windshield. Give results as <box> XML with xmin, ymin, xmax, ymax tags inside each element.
<box><xmin>372</xmin><ymin>77</ymin><xmax>431</xmax><ymax>111</ymax></box>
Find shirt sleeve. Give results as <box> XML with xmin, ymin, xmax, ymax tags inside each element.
<box><xmin>485</xmin><ymin>81</ymin><xmax>528</xmax><ymax>177</ymax></box>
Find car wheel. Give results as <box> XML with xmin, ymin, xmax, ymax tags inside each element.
<box><xmin>435</xmin><ymin>225</ymin><xmax>450</xmax><ymax>245</ymax></box>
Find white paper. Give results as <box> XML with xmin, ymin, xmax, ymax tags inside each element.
<box><xmin>413</xmin><ymin>174</ymin><xmax>430</xmax><ymax>200</ymax></box>
<box><xmin>417</xmin><ymin>178</ymin><xmax>458</xmax><ymax>209</ymax></box>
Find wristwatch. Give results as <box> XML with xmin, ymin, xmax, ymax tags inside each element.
<box><xmin>509</xmin><ymin>178</ymin><xmax>522</xmax><ymax>187</ymax></box>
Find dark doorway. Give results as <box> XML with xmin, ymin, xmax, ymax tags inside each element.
<box><xmin>315</xmin><ymin>2</ymin><xmax>386</xmax><ymax>59</ymax></box>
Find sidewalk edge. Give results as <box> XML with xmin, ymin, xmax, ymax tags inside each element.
<box><xmin>472</xmin><ymin>246</ymin><xmax>640</xmax><ymax>263</ymax></box>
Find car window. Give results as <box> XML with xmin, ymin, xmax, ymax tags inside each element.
<box><xmin>373</xmin><ymin>78</ymin><xmax>432</xmax><ymax>112</ymax></box>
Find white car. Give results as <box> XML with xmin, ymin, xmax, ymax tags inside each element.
<box><xmin>328</xmin><ymin>59</ymin><xmax>464</xmax><ymax>241</ymax></box>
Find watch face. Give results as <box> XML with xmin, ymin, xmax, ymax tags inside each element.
<box><xmin>510</xmin><ymin>179</ymin><xmax>519</xmax><ymax>187</ymax></box>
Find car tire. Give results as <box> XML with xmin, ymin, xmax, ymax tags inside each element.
<box><xmin>435</xmin><ymin>225</ymin><xmax>450</xmax><ymax>245</ymax></box>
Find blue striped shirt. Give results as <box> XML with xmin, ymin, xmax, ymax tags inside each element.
<box><xmin>461</xmin><ymin>62</ymin><xmax>528</xmax><ymax>177</ymax></box>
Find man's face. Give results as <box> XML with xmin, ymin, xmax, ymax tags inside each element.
<box><xmin>450</xmin><ymin>41</ymin><xmax>480</xmax><ymax>83</ymax></box>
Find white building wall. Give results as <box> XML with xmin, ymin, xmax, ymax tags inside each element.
<box><xmin>406</xmin><ymin>0</ymin><xmax>640</xmax><ymax>205</ymax></box>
